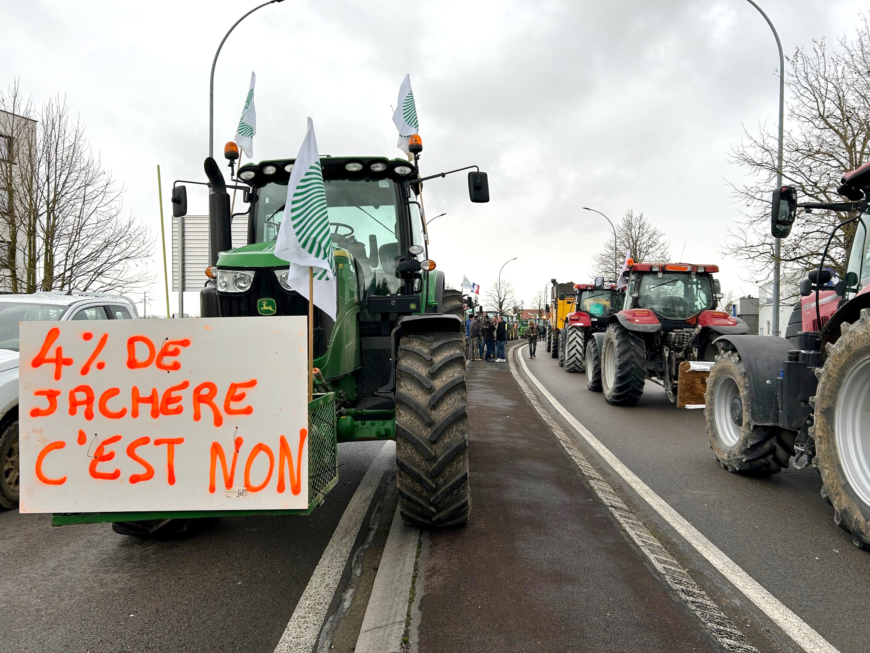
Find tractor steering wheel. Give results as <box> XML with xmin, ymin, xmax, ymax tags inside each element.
<box><xmin>331</xmin><ymin>223</ymin><xmax>355</xmax><ymax>237</ymax></box>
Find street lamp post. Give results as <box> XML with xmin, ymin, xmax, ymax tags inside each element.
<box><xmin>498</xmin><ymin>257</ymin><xmax>518</xmax><ymax>314</ymax></box>
<box><xmin>582</xmin><ymin>207</ymin><xmax>619</xmax><ymax>280</ymax></box>
<box><xmin>209</xmin><ymin>0</ymin><xmax>285</xmax><ymax>159</ymax></box>
<box><xmin>742</xmin><ymin>0</ymin><xmax>785</xmax><ymax>336</ymax></box>
<box><xmin>426</xmin><ymin>212</ymin><xmax>447</xmax><ymax>225</ymax></box>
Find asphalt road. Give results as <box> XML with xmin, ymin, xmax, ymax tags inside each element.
<box><xmin>0</xmin><ymin>441</ymin><xmax>386</xmax><ymax>653</ymax></box>
<box><xmin>522</xmin><ymin>342</ymin><xmax>870</xmax><ymax>653</ymax></box>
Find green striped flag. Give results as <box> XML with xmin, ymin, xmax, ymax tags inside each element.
<box><xmin>392</xmin><ymin>74</ymin><xmax>419</xmax><ymax>156</ymax></box>
<box><xmin>274</xmin><ymin>118</ymin><xmax>337</xmax><ymax>319</ymax></box>
<box><xmin>233</xmin><ymin>72</ymin><xmax>257</xmax><ymax>158</ymax></box>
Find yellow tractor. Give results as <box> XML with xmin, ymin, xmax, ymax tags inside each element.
<box><xmin>546</xmin><ymin>279</ymin><xmax>576</xmax><ymax>359</ymax></box>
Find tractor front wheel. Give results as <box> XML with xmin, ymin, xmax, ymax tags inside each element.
<box><xmin>586</xmin><ymin>333</ymin><xmax>604</xmax><ymax>392</ymax></box>
<box><xmin>546</xmin><ymin>330</ymin><xmax>552</xmax><ymax>353</ymax></box>
<box><xmin>395</xmin><ymin>332</ymin><xmax>471</xmax><ymax>529</ymax></box>
<box><xmin>440</xmin><ymin>288</ymin><xmax>465</xmax><ymax>321</ymax></box>
<box><xmin>601</xmin><ymin>324</ymin><xmax>646</xmax><ymax>406</ymax></box>
<box><xmin>550</xmin><ymin>329</ymin><xmax>559</xmax><ymax>358</ymax></box>
<box><xmin>814</xmin><ymin>309</ymin><xmax>870</xmax><ymax>550</ymax></box>
<box><xmin>564</xmin><ymin>327</ymin><xmax>584</xmax><ymax>373</ymax></box>
<box><xmin>558</xmin><ymin>330</ymin><xmax>566</xmax><ymax>367</ymax></box>
<box><xmin>705</xmin><ymin>351</ymin><xmax>795</xmax><ymax>475</ymax></box>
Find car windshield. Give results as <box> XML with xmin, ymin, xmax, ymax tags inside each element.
<box><xmin>578</xmin><ymin>290</ymin><xmax>618</xmax><ymax>317</ymax></box>
<box><xmin>255</xmin><ymin>178</ymin><xmax>401</xmax><ymax>294</ymax></box>
<box><xmin>637</xmin><ymin>273</ymin><xmax>713</xmax><ymax>319</ymax></box>
<box><xmin>846</xmin><ymin>213</ymin><xmax>870</xmax><ymax>293</ymax></box>
<box><xmin>0</xmin><ymin>302</ymin><xmax>67</xmax><ymax>351</ymax></box>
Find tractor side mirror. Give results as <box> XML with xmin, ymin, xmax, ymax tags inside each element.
<box><xmin>544</xmin><ymin>304</ymin><xmax>550</xmax><ymax>312</ymax></box>
<box><xmin>171</xmin><ymin>185</ymin><xmax>188</xmax><ymax>218</ymax></box>
<box><xmin>770</xmin><ymin>185</ymin><xmax>797</xmax><ymax>238</ymax></box>
<box><xmin>712</xmin><ymin>279</ymin><xmax>721</xmax><ymax>294</ymax></box>
<box><xmin>558</xmin><ymin>293</ymin><xmax>565</xmax><ymax>300</ymax></box>
<box><xmin>808</xmin><ymin>269</ymin><xmax>833</xmax><ymax>285</ymax></box>
<box><xmin>846</xmin><ymin>271</ymin><xmax>859</xmax><ymax>287</ymax></box>
<box><xmin>799</xmin><ymin>278</ymin><xmax>813</xmax><ymax>296</ymax></box>
<box><xmin>594</xmin><ymin>276</ymin><xmax>604</xmax><ymax>289</ymax></box>
<box><xmin>468</xmin><ymin>171</ymin><xmax>490</xmax><ymax>203</ymax></box>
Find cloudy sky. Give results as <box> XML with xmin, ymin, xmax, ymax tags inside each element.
<box><xmin>1</xmin><ymin>0</ymin><xmax>866</xmax><ymax>315</ymax></box>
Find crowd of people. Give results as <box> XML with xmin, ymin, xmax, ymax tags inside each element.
<box><xmin>466</xmin><ymin>314</ymin><xmax>542</xmax><ymax>362</ymax></box>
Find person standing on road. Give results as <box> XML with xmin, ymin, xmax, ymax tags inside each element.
<box><xmin>469</xmin><ymin>315</ymin><xmax>482</xmax><ymax>361</ymax></box>
<box><xmin>482</xmin><ymin>317</ymin><xmax>496</xmax><ymax>362</ymax></box>
<box><xmin>526</xmin><ymin>321</ymin><xmax>539</xmax><ymax>358</ymax></box>
<box><xmin>495</xmin><ymin>316</ymin><xmax>507</xmax><ymax>362</ymax></box>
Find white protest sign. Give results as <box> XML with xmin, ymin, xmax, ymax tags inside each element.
<box><xmin>19</xmin><ymin>317</ymin><xmax>310</xmax><ymax>513</ymax></box>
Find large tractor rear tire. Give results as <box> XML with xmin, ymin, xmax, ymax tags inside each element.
<box><xmin>601</xmin><ymin>323</ymin><xmax>645</xmax><ymax>406</ymax></box>
<box><xmin>395</xmin><ymin>332</ymin><xmax>471</xmax><ymax>529</ymax></box>
<box><xmin>586</xmin><ymin>333</ymin><xmax>604</xmax><ymax>392</ymax></box>
<box><xmin>546</xmin><ymin>330</ymin><xmax>552</xmax><ymax>353</ymax></box>
<box><xmin>440</xmin><ymin>288</ymin><xmax>465</xmax><ymax>321</ymax></box>
<box><xmin>564</xmin><ymin>327</ymin><xmax>585</xmax><ymax>373</ymax></box>
<box><xmin>550</xmin><ymin>329</ymin><xmax>559</xmax><ymax>358</ymax></box>
<box><xmin>814</xmin><ymin>310</ymin><xmax>870</xmax><ymax>550</ymax></box>
<box><xmin>558</xmin><ymin>330</ymin><xmax>565</xmax><ymax>367</ymax></box>
<box><xmin>705</xmin><ymin>351</ymin><xmax>795</xmax><ymax>475</ymax></box>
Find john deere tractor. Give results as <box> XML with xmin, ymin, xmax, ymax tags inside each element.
<box><xmin>171</xmin><ymin>141</ymin><xmax>490</xmax><ymax>529</ymax></box>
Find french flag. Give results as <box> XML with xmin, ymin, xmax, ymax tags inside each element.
<box><xmin>471</xmin><ymin>283</ymin><xmax>480</xmax><ymax>294</ymax></box>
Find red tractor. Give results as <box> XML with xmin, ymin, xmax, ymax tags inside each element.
<box><xmin>705</xmin><ymin>162</ymin><xmax>870</xmax><ymax>549</ymax></box>
<box><xmin>595</xmin><ymin>262</ymin><xmax>749</xmax><ymax>406</ymax></box>
<box><xmin>558</xmin><ymin>280</ymin><xmax>623</xmax><ymax>387</ymax></box>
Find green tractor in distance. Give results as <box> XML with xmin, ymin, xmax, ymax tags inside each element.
<box><xmin>172</xmin><ymin>142</ymin><xmax>490</xmax><ymax>529</ymax></box>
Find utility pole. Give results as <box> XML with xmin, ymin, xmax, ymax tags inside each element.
<box><xmin>742</xmin><ymin>0</ymin><xmax>785</xmax><ymax>336</ymax></box>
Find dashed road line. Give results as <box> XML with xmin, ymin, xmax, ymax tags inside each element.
<box><xmin>274</xmin><ymin>441</ymin><xmax>395</xmax><ymax>653</ymax></box>
<box><xmin>511</xmin><ymin>344</ymin><xmax>839</xmax><ymax>653</ymax></box>
<box><xmin>509</xmin><ymin>345</ymin><xmax>756</xmax><ymax>653</ymax></box>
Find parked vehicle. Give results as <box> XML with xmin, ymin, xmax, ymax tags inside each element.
<box><xmin>557</xmin><ymin>280</ymin><xmax>623</xmax><ymax>391</ymax></box>
<box><xmin>598</xmin><ymin>263</ymin><xmax>747</xmax><ymax>406</ymax></box>
<box><xmin>546</xmin><ymin>280</ymin><xmax>576</xmax><ymax>359</ymax></box>
<box><xmin>0</xmin><ymin>292</ymin><xmax>139</xmax><ymax>509</ymax></box>
<box><xmin>705</xmin><ymin>162</ymin><xmax>870</xmax><ymax>549</ymax></box>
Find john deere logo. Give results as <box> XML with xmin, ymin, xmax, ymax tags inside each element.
<box><xmin>258</xmin><ymin>298</ymin><xmax>277</xmax><ymax>315</ymax></box>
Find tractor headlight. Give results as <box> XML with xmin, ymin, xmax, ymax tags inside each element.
<box><xmin>369</xmin><ymin>162</ymin><xmax>388</xmax><ymax>172</ymax></box>
<box><xmin>394</xmin><ymin>165</ymin><xmax>413</xmax><ymax>176</ymax></box>
<box><xmin>262</xmin><ymin>165</ymin><xmax>277</xmax><ymax>175</ymax></box>
<box><xmin>239</xmin><ymin>170</ymin><xmax>256</xmax><ymax>181</ymax></box>
<box><xmin>216</xmin><ymin>269</ymin><xmax>254</xmax><ymax>293</ymax></box>
<box><xmin>274</xmin><ymin>269</ymin><xmax>293</xmax><ymax>291</ymax></box>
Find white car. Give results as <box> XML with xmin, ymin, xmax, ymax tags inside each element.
<box><xmin>0</xmin><ymin>292</ymin><xmax>139</xmax><ymax>509</ymax></box>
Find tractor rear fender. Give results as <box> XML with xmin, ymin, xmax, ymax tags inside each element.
<box><xmin>713</xmin><ymin>335</ymin><xmax>791</xmax><ymax>427</ymax></box>
<box><xmin>567</xmin><ymin>312</ymin><xmax>592</xmax><ymax>327</ymax></box>
<box><xmin>821</xmin><ymin>291</ymin><xmax>870</xmax><ymax>348</ymax></box>
<box><xmin>378</xmin><ymin>314</ymin><xmax>464</xmax><ymax>395</ymax></box>
<box><xmin>705</xmin><ymin>320</ymin><xmax>750</xmax><ymax>335</ymax></box>
<box><xmin>613</xmin><ymin>310</ymin><xmax>663</xmax><ymax>333</ymax></box>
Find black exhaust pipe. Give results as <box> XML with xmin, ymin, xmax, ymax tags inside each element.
<box><xmin>204</xmin><ymin>157</ymin><xmax>232</xmax><ymax>267</ymax></box>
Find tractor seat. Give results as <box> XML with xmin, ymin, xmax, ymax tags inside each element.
<box><xmin>369</xmin><ymin>242</ymin><xmax>401</xmax><ymax>295</ymax></box>
<box><xmin>344</xmin><ymin>241</ymin><xmax>373</xmax><ymax>287</ymax></box>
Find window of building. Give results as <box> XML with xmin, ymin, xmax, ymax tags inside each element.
<box><xmin>0</xmin><ymin>188</ymin><xmax>7</xmax><ymax>214</ymax></box>
<box><xmin>0</xmin><ymin>135</ymin><xmax>8</xmax><ymax>161</ymax></box>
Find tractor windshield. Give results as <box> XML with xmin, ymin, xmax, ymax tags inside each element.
<box><xmin>578</xmin><ymin>290</ymin><xmax>618</xmax><ymax>317</ymax></box>
<box><xmin>846</xmin><ymin>213</ymin><xmax>870</xmax><ymax>294</ymax></box>
<box><xmin>255</xmin><ymin>178</ymin><xmax>402</xmax><ymax>293</ymax></box>
<box><xmin>637</xmin><ymin>273</ymin><xmax>713</xmax><ymax>319</ymax></box>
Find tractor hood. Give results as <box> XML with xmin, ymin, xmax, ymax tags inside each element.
<box><xmin>217</xmin><ymin>242</ymin><xmax>288</xmax><ymax>269</ymax></box>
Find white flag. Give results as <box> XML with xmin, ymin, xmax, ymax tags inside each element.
<box><xmin>392</xmin><ymin>74</ymin><xmax>419</xmax><ymax>156</ymax></box>
<box><xmin>234</xmin><ymin>72</ymin><xmax>257</xmax><ymax>158</ymax></box>
<box><xmin>462</xmin><ymin>275</ymin><xmax>472</xmax><ymax>292</ymax></box>
<box><xmin>616</xmin><ymin>251</ymin><xmax>632</xmax><ymax>290</ymax></box>
<box><xmin>274</xmin><ymin>118</ymin><xmax>337</xmax><ymax>320</ymax></box>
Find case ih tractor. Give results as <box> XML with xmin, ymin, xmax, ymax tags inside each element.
<box><xmin>705</xmin><ymin>162</ymin><xmax>870</xmax><ymax>549</ymax></box>
<box><xmin>167</xmin><ymin>139</ymin><xmax>490</xmax><ymax>531</ymax></box>
<box><xmin>597</xmin><ymin>263</ymin><xmax>748</xmax><ymax>406</ymax></box>
<box><xmin>546</xmin><ymin>280</ymin><xmax>576</xmax><ymax>359</ymax></box>
<box><xmin>558</xmin><ymin>280</ymin><xmax>622</xmax><ymax>384</ymax></box>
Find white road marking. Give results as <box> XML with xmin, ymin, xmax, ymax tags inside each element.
<box><xmin>274</xmin><ymin>441</ymin><xmax>395</xmax><ymax>653</ymax></box>
<box><xmin>512</xmin><ymin>345</ymin><xmax>840</xmax><ymax>653</ymax></box>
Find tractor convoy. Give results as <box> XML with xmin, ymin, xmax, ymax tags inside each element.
<box><xmin>529</xmin><ymin>162</ymin><xmax>870</xmax><ymax>548</ymax></box>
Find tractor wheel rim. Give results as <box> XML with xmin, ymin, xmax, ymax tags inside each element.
<box><xmin>603</xmin><ymin>339</ymin><xmax>616</xmax><ymax>392</ymax></box>
<box><xmin>714</xmin><ymin>375</ymin><xmax>742</xmax><ymax>447</ymax></box>
<box><xmin>2</xmin><ymin>437</ymin><xmax>19</xmax><ymax>492</ymax></box>
<box><xmin>835</xmin><ymin>353</ymin><xmax>870</xmax><ymax>507</ymax></box>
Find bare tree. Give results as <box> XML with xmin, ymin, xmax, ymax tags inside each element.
<box><xmin>529</xmin><ymin>289</ymin><xmax>546</xmax><ymax>317</ymax></box>
<box><xmin>592</xmin><ymin>209</ymin><xmax>671</xmax><ymax>279</ymax></box>
<box><xmin>726</xmin><ymin>18</ymin><xmax>870</xmax><ymax>288</ymax></box>
<box><xmin>484</xmin><ymin>278</ymin><xmax>517</xmax><ymax>314</ymax></box>
<box><xmin>0</xmin><ymin>81</ymin><xmax>153</xmax><ymax>294</ymax></box>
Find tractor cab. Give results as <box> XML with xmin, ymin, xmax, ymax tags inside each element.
<box><xmin>570</xmin><ymin>280</ymin><xmax>621</xmax><ymax>323</ymax></box>
<box><xmin>623</xmin><ymin>263</ymin><xmax>720</xmax><ymax>322</ymax></box>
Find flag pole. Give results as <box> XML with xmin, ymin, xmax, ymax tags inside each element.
<box><xmin>308</xmin><ymin>266</ymin><xmax>314</xmax><ymax>402</ymax></box>
<box><xmin>156</xmin><ymin>165</ymin><xmax>171</xmax><ymax>318</ymax></box>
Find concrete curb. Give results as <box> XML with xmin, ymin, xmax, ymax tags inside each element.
<box><xmin>354</xmin><ymin>507</ymin><xmax>420</xmax><ymax>653</ymax></box>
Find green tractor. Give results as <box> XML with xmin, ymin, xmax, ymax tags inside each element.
<box><xmin>171</xmin><ymin>144</ymin><xmax>490</xmax><ymax>529</ymax></box>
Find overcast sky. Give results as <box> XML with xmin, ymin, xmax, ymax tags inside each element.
<box><xmin>1</xmin><ymin>0</ymin><xmax>867</xmax><ymax>315</ymax></box>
